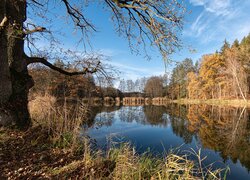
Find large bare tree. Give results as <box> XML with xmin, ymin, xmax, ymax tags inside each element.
<box><xmin>144</xmin><ymin>76</ymin><xmax>164</xmax><ymax>97</ymax></box>
<box><xmin>0</xmin><ymin>0</ymin><xmax>185</xmax><ymax>128</ymax></box>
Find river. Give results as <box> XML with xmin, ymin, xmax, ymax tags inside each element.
<box><xmin>82</xmin><ymin>104</ymin><xmax>250</xmax><ymax>180</ymax></box>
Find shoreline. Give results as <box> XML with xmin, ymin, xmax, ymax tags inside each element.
<box><xmin>171</xmin><ymin>98</ymin><xmax>250</xmax><ymax>107</ymax></box>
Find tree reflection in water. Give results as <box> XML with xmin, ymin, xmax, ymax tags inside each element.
<box><xmin>85</xmin><ymin>103</ymin><xmax>250</xmax><ymax>171</ymax></box>
<box><xmin>162</xmin><ymin>104</ymin><xmax>193</xmax><ymax>144</ymax></box>
<box><xmin>143</xmin><ymin>106</ymin><xmax>168</xmax><ymax>126</ymax></box>
<box><xmin>90</xmin><ymin>106</ymin><xmax>121</xmax><ymax>128</ymax></box>
<box><xmin>186</xmin><ymin>105</ymin><xmax>250</xmax><ymax>170</ymax></box>
<box><xmin>117</xmin><ymin>106</ymin><xmax>168</xmax><ymax>126</ymax></box>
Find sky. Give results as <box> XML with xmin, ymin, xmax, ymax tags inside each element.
<box><xmin>28</xmin><ymin>0</ymin><xmax>250</xmax><ymax>82</ymax></box>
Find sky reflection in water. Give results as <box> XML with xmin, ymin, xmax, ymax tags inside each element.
<box><xmin>83</xmin><ymin>104</ymin><xmax>250</xmax><ymax>180</ymax></box>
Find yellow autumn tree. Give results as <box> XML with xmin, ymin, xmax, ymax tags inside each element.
<box><xmin>198</xmin><ymin>54</ymin><xmax>225</xmax><ymax>99</ymax></box>
<box><xmin>224</xmin><ymin>47</ymin><xmax>248</xmax><ymax>101</ymax></box>
<box><xmin>186</xmin><ymin>72</ymin><xmax>200</xmax><ymax>99</ymax></box>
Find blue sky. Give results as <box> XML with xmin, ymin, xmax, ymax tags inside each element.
<box><xmin>28</xmin><ymin>0</ymin><xmax>250</xmax><ymax>82</ymax></box>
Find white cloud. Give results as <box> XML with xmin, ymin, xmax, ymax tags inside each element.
<box><xmin>189</xmin><ymin>12</ymin><xmax>210</xmax><ymax>37</ymax></box>
<box><xmin>108</xmin><ymin>61</ymin><xmax>165</xmax><ymax>79</ymax></box>
<box><xmin>185</xmin><ymin>0</ymin><xmax>250</xmax><ymax>44</ymax></box>
<box><xmin>109</xmin><ymin>61</ymin><xmax>153</xmax><ymax>73</ymax></box>
<box><xmin>232</xmin><ymin>22</ymin><xmax>250</xmax><ymax>41</ymax></box>
<box><xmin>190</xmin><ymin>0</ymin><xmax>232</xmax><ymax>16</ymax></box>
<box><xmin>98</xmin><ymin>48</ymin><xmax>126</xmax><ymax>57</ymax></box>
<box><xmin>190</xmin><ymin>0</ymin><xmax>206</xmax><ymax>6</ymax></box>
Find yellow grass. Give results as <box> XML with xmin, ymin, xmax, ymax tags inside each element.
<box><xmin>27</xmin><ymin>94</ymin><xmax>228</xmax><ymax>179</ymax></box>
<box><xmin>172</xmin><ymin>98</ymin><xmax>250</xmax><ymax>107</ymax></box>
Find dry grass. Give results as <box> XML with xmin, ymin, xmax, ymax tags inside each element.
<box><xmin>26</xmin><ymin>94</ymin><xmax>228</xmax><ymax>179</ymax></box>
<box><xmin>29</xmin><ymin>94</ymin><xmax>88</xmax><ymax>149</ymax></box>
<box><xmin>107</xmin><ymin>143</ymin><xmax>227</xmax><ymax>180</ymax></box>
<box><xmin>29</xmin><ymin>94</ymin><xmax>57</xmax><ymax>121</ymax></box>
<box><xmin>173</xmin><ymin>98</ymin><xmax>250</xmax><ymax>107</ymax></box>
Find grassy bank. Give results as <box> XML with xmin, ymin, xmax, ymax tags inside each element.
<box><xmin>0</xmin><ymin>94</ymin><xmax>228</xmax><ymax>179</ymax></box>
<box><xmin>172</xmin><ymin>98</ymin><xmax>250</xmax><ymax>107</ymax></box>
<box><xmin>0</xmin><ymin>127</ymin><xmax>228</xmax><ymax>179</ymax></box>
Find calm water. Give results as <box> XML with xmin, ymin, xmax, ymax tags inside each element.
<box><xmin>82</xmin><ymin>104</ymin><xmax>250</xmax><ymax>180</ymax></box>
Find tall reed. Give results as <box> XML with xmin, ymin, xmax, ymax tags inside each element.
<box><xmin>29</xmin><ymin>94</ymin><xmax>89</xmax><ymax>149</ymax></box>
<box><xmin>28</xmin><ymin>94</ymin><xmax>228</xmax><ymax>179</ymax></box>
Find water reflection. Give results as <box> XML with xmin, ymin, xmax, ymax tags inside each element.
<box><xmin>90</xmin><ymin>106</ymin><xmax>121</xmax><ymax>127</ymax></box>
<box><xmin>86</xmin><ymin>104</ymin><xmax>250</xmax><ymax>177</ymax></box>
<box><xmin>186</xmin><ymin>105</ymin><xmax>250</xmax><ymax>170</ymax></box>
<box><xmin>143</xmin><ymin>106</ymin><xmax>168</xmax><ymax>126</ymax></box>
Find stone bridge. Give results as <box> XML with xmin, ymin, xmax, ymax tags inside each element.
<box><xmin>152</xmin><ymin>97</ymin><xmax>169</xmax><ymax>105</ymax></box>
<box><xmin>122</xmin><ymin>97</ymin><xmax>145</xmax><ymax>106</ymax></box>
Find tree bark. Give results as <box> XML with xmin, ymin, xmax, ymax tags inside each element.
<box><xmin>0</xmin><ymin>0</ymin><xmax>32</xmax><ymax>128</ymax></box>
<box><xmin>0</xmin><ymin>1</ymin><xmax>12</xmax><ymax>103</ymax></box>
<box><xmin>235</xmin><ymin>74</ymin><xmax>247</xmax><ymax>102</ymax></box>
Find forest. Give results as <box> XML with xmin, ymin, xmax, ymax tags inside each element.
<box><xmin>30</xmin><ymin>33</ymin><xmax>250</xmax><ymax>102</ymax></box>
<box><xmin>1</xmin><ymin>0</ymin><xmax>249</xmax><ymax>179</ymax></box>
<box><xmin>117</xmin><ymin>34</ymin><xmax>250</xmax><ymax>102</ymax></box>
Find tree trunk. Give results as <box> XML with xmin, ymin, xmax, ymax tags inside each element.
<box><xmin>219</xmin><ymin>84</ymin><xmax>221</xmax><ymax>99</ymax></box>
<box><xmin>0</xmin><ymin>2</ymin><xmax>12</xmax><ymax>102</ymax></box>
<box><xmin>235</xmin><ymin>74</ymin><xmax>247</xmax><ymax>102</ymax></box>
<box><xmin>0</xmin><ymin>0</ymin><xmax>33</xmax><ymax>128</ymax></box>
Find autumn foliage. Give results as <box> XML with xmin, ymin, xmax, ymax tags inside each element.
<box><xmin>184</xmin><ymin>35</ymin><xmax>250</xmax><ymax>100</ymax></box>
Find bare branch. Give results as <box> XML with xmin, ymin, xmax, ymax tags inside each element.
<box><xmin>26</xmin><ymin>0</ymin><xmax>185</xmax><ymax>62</ymax></box>
<box><xmin>61</xmin><ymin>0</ymin><xmax>96</xmax><ymax>32</ymax></box>
<box><xmin>29</xmin><ymin>0</ymin><xmax>44</xmax><ymax>7</ymax></box>
<box><xmin>26</xmin><ymin>56</ymin><xmax>100</xmax><ymax>76</ymax></box>
<box><xmin>0</xmin><ymin>16</ymin><xmax>8</xmax><ymax>28</ymax></box>
<box><xmin>24</xmin><ymin>26</ymin><xmax>47</xmax><ymax>35</ymax></box>
<box><xmin>104</xmin><ymin>0</ymin><xmax>185</xmax><ymax>60</ymax></box>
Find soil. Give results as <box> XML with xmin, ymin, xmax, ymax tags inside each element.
<box><xmin>0</xmin><ymin>126</ymin><xmax>115</xmax><ymax>179</ymax></box>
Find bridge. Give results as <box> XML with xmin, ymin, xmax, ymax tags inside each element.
<box><xmin>122</xmin><ymin>97</ymin><xmax>145</xmax><ymax>106</ymax></box>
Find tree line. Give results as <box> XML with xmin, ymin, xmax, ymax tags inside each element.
<box><xmin>59</xmin><ymin>32</ymin><xmax>249</xmax><ymax>101</ymax></box>
<box><xmin>126</xmin><ymin>34</ymin><xmax>250</xmax><ymax>100</ymax></box>
<box><xmin>118</xmin><ymin>78</ymin><xmax>148</xmax><ymax>93</ymax></box>
<box><xmin>186</xmin><ymin>36</ymin><xmax>250</xmax><ymax>101</ymax></box>
<box><xmin>30</xmin><ymin>59</ymin><xmax>123</xmax><ymax>99</ymax></box>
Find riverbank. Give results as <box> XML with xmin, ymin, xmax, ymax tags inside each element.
<box><xmin>0</xmin><ymin>125</ymin><xmax>228</xmax><ymax>179</ymax></box>
<box><xmin>0</xmin><ymin>94</ymin><xmax>229</xmax><ymax>179</ymax></box>
<box><xmin>172</xmin><ymin>98</ymin><xmax>250</xmax><ymax>107</ymax></box>
<box><xmin>0</xmin><ymin>126</ymin><xmax>116</xmax><ymax>179</ymax></box>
